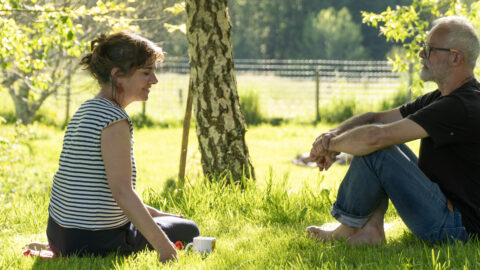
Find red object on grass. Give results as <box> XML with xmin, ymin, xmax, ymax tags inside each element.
<box><xmin>174</xmin><ymin>241</ymin><xmax>183</xmax><ymax>250</ymax></box>
<box><xmin>23</xmin><ymin>248</ymin><xmax>56</xmax><ymax>259</ymax></box>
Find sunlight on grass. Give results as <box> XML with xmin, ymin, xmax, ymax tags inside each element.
<box><xmin>1</xmin><ymin>122</ymin><xmax>478</xmax><ymax>269</ymax></box>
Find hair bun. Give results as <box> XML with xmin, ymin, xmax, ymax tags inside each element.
<box><xmin>90</xmin><ymin>34</ymin><xmax>107</xmax><ymax>52</ymax></box>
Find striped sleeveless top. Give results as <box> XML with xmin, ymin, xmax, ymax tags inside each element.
<box><xmin>48</xmin><ymin>98</ymin><xmax>137</xmax><ymax>230</ymax></box>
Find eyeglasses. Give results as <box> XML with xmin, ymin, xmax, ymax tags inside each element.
<box><xmin>422</xmin><ymin>43</ymin><xmax>460</xmax><ymax>59</ymax></box>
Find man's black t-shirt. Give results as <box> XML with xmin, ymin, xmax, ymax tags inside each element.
<box><xmin>399</xmin><ymin>79</ymin><xmax>480</xmax><ymax>236</ymax></box>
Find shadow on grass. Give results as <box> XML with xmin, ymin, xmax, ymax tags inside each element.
<box><xmin>30</xmin><ymin>253</ymin><xmax>127</xmax><ymax>270</ymax></box>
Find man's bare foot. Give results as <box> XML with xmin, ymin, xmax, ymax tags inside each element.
<box><xmin>306</xmin><ymin>224</ymin><xmax>359</xmax><ymax>242</ymax></box>
<box><xmin>347</xmin><ymin>224</ymin><xmax>386</xmax><ymax>246</ymax></box>
<box><xmin>24</xmin><ymin>242</ymin><xmax>49</xmax><ymax>251</ymax></box>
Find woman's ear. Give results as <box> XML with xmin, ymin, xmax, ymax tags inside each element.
<box><xmin>110</xmin><ymin>67</ymin><xmax>121</xmax><ymax>79</ymax></box>
<box><xmin>111</xmin><ymin>67</ymin><xmax>126</xmax><ymax>85</ymax></box>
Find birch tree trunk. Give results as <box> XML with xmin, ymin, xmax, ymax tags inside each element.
<box><xmin>186</xmin><ymin>0</ymin><xmax>255</xmax><ymax>182</ymax></box>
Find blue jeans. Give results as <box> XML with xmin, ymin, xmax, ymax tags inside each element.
<box><xmin>331</xmin><ymin>144</ymin><xmax>468</xmax><ymax>243</ymax></box>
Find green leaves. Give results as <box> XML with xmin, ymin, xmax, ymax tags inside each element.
<box><xmin>164</xmin><ymin>23</ymin><xmax>187</xmax><ymax>34</ymax></box>
<box><xmin>303</xmin><ymin>7</ymin><xmax>367</xmax><ymax>60</ymax></box>
<box><xmin>362</xmin><ymin>0</ymin><xmax>480</xmax><ymax>93</ymax></box>
<box><xmin>164</xmin><ymin>2</ymin><xmax>185</xmax><ymax>15</ymax></box>
<box><xmin>164</xmin><ymin>2</ymin><xmax>186</xmax><ymax>34</ymax></box>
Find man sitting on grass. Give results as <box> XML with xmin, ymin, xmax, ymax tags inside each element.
<box><xmin>307</xmin><ymin>16</ymin><xmax>480</xmax><ymax>245</ymax></box>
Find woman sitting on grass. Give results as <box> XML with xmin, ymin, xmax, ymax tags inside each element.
<box><xmin>44</xmin><ymin>32</ymin><xmax>199</xmax><ymax>262</ymax></box>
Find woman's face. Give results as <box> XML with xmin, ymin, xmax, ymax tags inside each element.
<box><xmin>119</xmin><ymin>62</ymin><xmax>158</xmax><ymax>103</ymax></box>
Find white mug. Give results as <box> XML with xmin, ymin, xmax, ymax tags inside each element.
<box><xmin>185</xmin><ymin>236</ymin><xmax>216</xmax><ymax>254</ymax></box>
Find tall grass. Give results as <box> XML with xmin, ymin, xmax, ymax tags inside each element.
<box><xmin>2</xmin><ymin>122</ymin><xmax>479</xmax><ymax>269</ymax></box>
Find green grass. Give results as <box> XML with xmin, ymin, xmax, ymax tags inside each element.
<box><xmin>2</xmin><ymin>120</ymin><xmax>480</xmax><ymax>269</ymax></box>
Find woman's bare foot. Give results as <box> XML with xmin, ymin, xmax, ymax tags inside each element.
<box><xmin>306</xmin><ymin>224</ymin><xmax>359</xmax><ymax>242</ymax></box>
<box><xmin>24</xmin><ymin>242</ymin><xmax>49</xmax><ymax>251</ymax></box>
<box><xmin>347</xmin><ymin>223</ymin><xmax>386</xmax><ymax>246</ymax></box>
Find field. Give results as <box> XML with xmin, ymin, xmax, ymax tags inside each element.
<box><xmin>1</xmin><ymin>74</ymin><xmax>476</xmax><ymax>269</ymax></box>
<box><xmin>2</xmin><ymin>120</ymin><xmax>480</xmax><ymax>269</ymax></box>
<box><xmin>0</xmin><ymin>72</ymin><xmax>435</xmax><ymax>126</ymax></box>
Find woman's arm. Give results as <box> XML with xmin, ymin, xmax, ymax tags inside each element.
<box><xmin>101</xmin><ymin>120</ymin><xmax>176</xmax><ymax>263</ymax></box>
<box><xmin>145</xmin><ymin>204</ymin><xmax>183</xmax><ymax>218</ymax></box>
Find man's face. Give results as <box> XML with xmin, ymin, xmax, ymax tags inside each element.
<box><xmin>419</xmin><ymin>26</ymin><xmax>452</xmax><ymax>83</ymax></box>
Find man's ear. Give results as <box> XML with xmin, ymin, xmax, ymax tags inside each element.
<box><xmin>452</xmin><ymin>51</ymin><xmax>465</xmax><ymax>66</ymax></box>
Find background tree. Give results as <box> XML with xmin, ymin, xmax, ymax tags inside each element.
<box><xmin>125</xmin><ymin>0</ymin><xmax>188</xmax><ymax>57</ymax></box>
<box><xmin>303</xmin><ymin>7</ymin><xmax>367</xmax><ymax>60</ymax></box>
<box><xmin>0</xmin><ymin>0</ymin><xmax>185</xmax><ymax>124</ymax></box>
<box><xmin>362</xmin><ymin>0</ymin><xmax>480</xmax><ymax>93</ymax></box>
<box><xmin>0</xmin><ymin>0</ymin><xmax>135</xmax><ymax>124</ymax></box>
<box><xmin>227</xmin><ymin>0</ymin><xmax>411</xmax><ymax>60</ymax></box>
<box><xmin>185</xmin><ymin>0</ymin><xmax>255</xmax><ymax>182</ymax></box>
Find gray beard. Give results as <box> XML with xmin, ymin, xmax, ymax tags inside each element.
<box><xmin>420</xmin><ymin>67</ymin><xmax>434</xmax><ymax>82</ymax></box>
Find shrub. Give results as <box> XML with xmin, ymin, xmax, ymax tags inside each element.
<box><xmin>131</xmin><ymin>113</ymin><xmax>155</xmax><ymax>129</ymax></box>
<box><xmin>380</xmin><ymin>89</ymin><xmax>410</xmax><ymax>111</ymax></box>
<box><xmin>239</xmin><ymin>87</ymin><xmax>264</xmax><ymax>125</ymax></box>
<box><xmin>320</xmin><ymin>95</ymin><xmax>356</xmax><ymax>123</ymax></box>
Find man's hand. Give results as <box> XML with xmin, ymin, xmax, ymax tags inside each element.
<box><xmin>311</xmin><ymin>152</ymin><xmax>338</xmax><ymax>171</ymax></box>
<box><xmin>310</xmin><ymin>132</ymin><xmax>339</xmax><ymax>171</ymax></box>
<box><xmin>311</xmin><ymin>132</ymin><xmax>336</xmax><ymax>157</ymax></box>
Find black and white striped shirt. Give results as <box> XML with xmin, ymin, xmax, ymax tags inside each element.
<box><xmin>48</xmin><ymin>98</ymin><xmax>136</xmax><ymax>230</ymax></box>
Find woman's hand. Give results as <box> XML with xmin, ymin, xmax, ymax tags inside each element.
<box><xmin>157</xmin><ymin>241</ymin><xmax>178</xmax><ymax>263</ymax></box>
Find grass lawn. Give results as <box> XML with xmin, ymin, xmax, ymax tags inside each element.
<box><xmin>1</xmin><ymin>122</ymin><xmax>479</xmax><ymax>269</ymax></box>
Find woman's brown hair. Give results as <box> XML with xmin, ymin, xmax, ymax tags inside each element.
<box><xmin>80</xmin><ymin>32</ymin><xmax>164</xmax><ymax>85</ymax></box>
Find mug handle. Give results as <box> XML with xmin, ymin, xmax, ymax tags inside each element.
<box><xmin>185</xmin><ymin>242</ymin><xmax>193</xmax><ymax>251</ymax></box>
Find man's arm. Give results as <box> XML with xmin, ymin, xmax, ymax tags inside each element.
<box><xmin>310</xmin><ymin>108</ymin><xmax>404</xmax><ymax>170</ymax></box>
<box><xmin>328</xmin><ymin>118</ymin><xmax>428</xmax><ymax>156</ymax></box>
<box><xmin>329</xmin><ymin>108</ymin><xmax>403</xmax><ymax>135</ymax></box>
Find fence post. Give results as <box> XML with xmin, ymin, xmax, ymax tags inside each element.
<box><xmin>315</xmin><ymin>68</ymin><xmax>320</xmax><ymax>123</ymax></box>
<box><xmin>178</xmin><ymin>88</ymin><xmax>183</xmax><ymax>106</ymax></box>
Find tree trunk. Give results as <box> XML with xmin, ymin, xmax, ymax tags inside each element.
<box><xmin>7</xmin><ymin>81</ymin><xmax>56</xmax><ymax>125</ymax></box>
<box><xmin>186</xmin><ymin>0</ymin><xmax>255</xmax><ymax>182</ymax></box>
<box><xmin>9</xmin><ymin>83</ymin><xmax>34</xmax><ymax>125</ymax></box>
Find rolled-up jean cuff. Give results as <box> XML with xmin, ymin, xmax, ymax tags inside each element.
<box><xmin>330</xmin><ymin>204</ymin><xmax>369</xmax><ymax>228</ymax></box>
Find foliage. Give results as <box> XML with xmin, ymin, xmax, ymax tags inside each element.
<box><xmin>0</xmin><ymin>0</ymin><xmax>136</xmax><ymax>124</ymax></box>
<box><xmin>380</xmin><ymin>89</ymin><xmax>411</xmax><ymax>111</ymax></box>
<box><xmin>303</xmin><ymin>7</ymin><xmax>368</xmax><ymax>60</ymax></box>
<box><xmin>0</xmin><ymin>0</ymin><xmax>185</xmax><ymax>125</ymax></box>
<box><xmin>362</xmin><ymin>0</ymin><xmax>480</xmax><ymax>93</ymax></box>
<box><xmin>320</xmin><ymin>95</ymin><xmax>357</xmax><ymax>123</ymax></box>
<box><xmin>227</xmin><ymin>0</ymin><xmax>411</xmax><ymax>60</ymax></box>
<box><xmin>239</xmin><ymin>87</ymin><xmax>264</xmax><ymax>126</ymax></box>
<box><xmin>0</xmin><ymin>120</ymin><xmax>38</xmax><ymax>199</ymax></box>
<box><xmin>130</xmin><ymin>0</ymin><xmax>188</xmax><ymax>57</ymax></box>
<box><xmin>131</xmin><ymin>113</ymin><xmax>155</xmax><ymax>129</ymax></box>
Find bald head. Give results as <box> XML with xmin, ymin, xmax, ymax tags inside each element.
<box><xmin>430</xmin><ymin>16</ymin><xmax>480</xmax><ymax>70</ymax></box>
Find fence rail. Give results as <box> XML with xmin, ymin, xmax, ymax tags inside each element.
<box><xmin>161</xmin><ymin>57</ymin><xmax>401</xmax><ymax>80</ymax></box>
<box><xmin>48</xmin><ymin>58</ymin><xmax>406</xmax><ymax>124</ymax></box>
